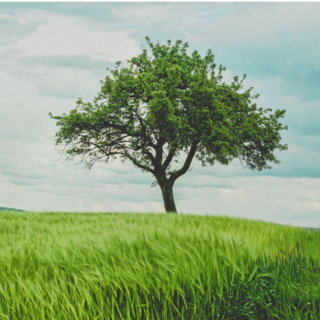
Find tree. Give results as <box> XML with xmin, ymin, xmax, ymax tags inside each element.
<box><xmin>49</xmin><ymin>36</ymin><xmax>288</xmax><ymax>214</ymax></box>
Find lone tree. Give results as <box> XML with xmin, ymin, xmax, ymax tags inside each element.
<box><xmin>49</xmin><ymin>36</ymin><xmax>288</xmax><ymax>214</ymax></box>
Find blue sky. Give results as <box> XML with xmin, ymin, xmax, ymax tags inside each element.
<box><xmin>0</xmin><ymin>2</ymin><xmax>319</xmax><ymax>227</ymax></box>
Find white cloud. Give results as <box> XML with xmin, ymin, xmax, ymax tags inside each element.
<box><xmin>112</xmin><ymin>3</ymin><xmax>175</xmax><ymax>24</ymax></box>
<box><xmin>5</xmin><ymin>9</ymin><xmax>141</xmax><ymax>62</ymax></box>
<box><xmin>304</xmin><ymin>202</ymin><xmax>320</xmax><ymax>211</ymax></box>
<box><xmin>189</xmin><ymin>3</ymin><xmax>320</xmax><ymax>47</ymax></box>
<box><xmin>175</xmin><ymin>176</ymin><xmax>320</xmax><ymax>228</ymax></box>
<box><xmin>112</xmin><ymin>3</ymin><xmax>213</xmax><ymax>28</ymax></box>
<box><xmin>218</xmin><ymin>188</ymin><xmax>246</xmax><ymax>200</ymax></box>
<box><xmin>91</xmin><ymin>204</ymin><xmax>105</xmax><ymax>212</ymax></box>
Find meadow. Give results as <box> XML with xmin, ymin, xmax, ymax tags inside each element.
<box><xmin>0</xmin><ymin>210</ymin><xmax>319</xmax><ymax>319</ymax></box>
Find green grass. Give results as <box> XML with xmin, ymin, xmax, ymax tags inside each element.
<box><xmin>0</xmin><ymin>210</ymin><xmax>319</xmax><ymax>319</ymax></box>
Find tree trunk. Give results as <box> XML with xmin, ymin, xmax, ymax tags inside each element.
<box><xmin>161</xmin><ymin>183</ymin><xmax>177</xmax><ymax>213</ymax></box>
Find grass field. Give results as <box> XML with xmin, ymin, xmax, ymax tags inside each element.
<box><xmin>0</xmin><ymin>210</ymin><xmax>319</xmax><ymax>319</ymax></box>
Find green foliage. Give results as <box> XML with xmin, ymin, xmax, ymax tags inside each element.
<box><xmin>0</xmin><ymin>211</ymin><xmax>319</xmax><ymax>319</ymax></box>
<box><xmin>49</xmin><ymin>36</ymin><xmax>288</xmax><ymax>180</ymax></box>
<box><xmin>49</xmin><ymin>36</ymin><xmax>288</xmax><ymax>212</ymax></box>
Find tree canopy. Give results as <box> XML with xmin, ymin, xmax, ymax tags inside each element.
<box><xmin>49</xmin><ymin>36</ymin><xmax>288</xmax><ymax>213</ymax></box>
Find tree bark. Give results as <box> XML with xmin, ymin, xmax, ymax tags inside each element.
<box><xmin>161</xmin><ymin>182</ymin><xmax>177</xmax><ymax>213</ymax></box>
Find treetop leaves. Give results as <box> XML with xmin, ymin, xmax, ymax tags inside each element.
<box><xmin>49</xmin><ymin>35</ymin><xmax>288</xmax><ymax>186</ymax></box>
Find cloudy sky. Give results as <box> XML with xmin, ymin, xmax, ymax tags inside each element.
<box><xmin>0</xmin><ymin>2</ymin><xmax>319</xmax><ymax>227</ymax></box>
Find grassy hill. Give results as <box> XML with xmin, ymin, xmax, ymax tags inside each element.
<box><xmin>0</xmin><ymin>210</ymin><xmax>319</xmax><ymax>319</ymax></box>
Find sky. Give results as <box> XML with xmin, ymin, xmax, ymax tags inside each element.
<box><xmin>0</xmin><ymin>1</ymin><xmax>319</xmax><ymax>227</ymax></box>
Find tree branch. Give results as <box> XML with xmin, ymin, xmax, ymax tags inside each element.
<box><xmin>89</xmin><ymin>142</ymin><xmax>155</xmax><ymax>174</ymax></box>
<box><xmin>121</xmin><ymin>145</ymin><xmax>155</xmax><ymax>174</ymax></box>
<box><xmin>132</xmin><ymin>107</ymin><xmax>157</xmax><ymax>149</ymax></box>
<box><xmin>168</xmin><ymin>141</ymin><xmax>198</xmax><ymax>184</ymax></box>
<box><xmin>162</xmin><ymin>146</ymin><xmax>177</xmax><ymax>170</ymax></box>
<box><xmin>129</xmin><ymin>93</ymin><xmax>159</xmax><ymax>145</ymax></box>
